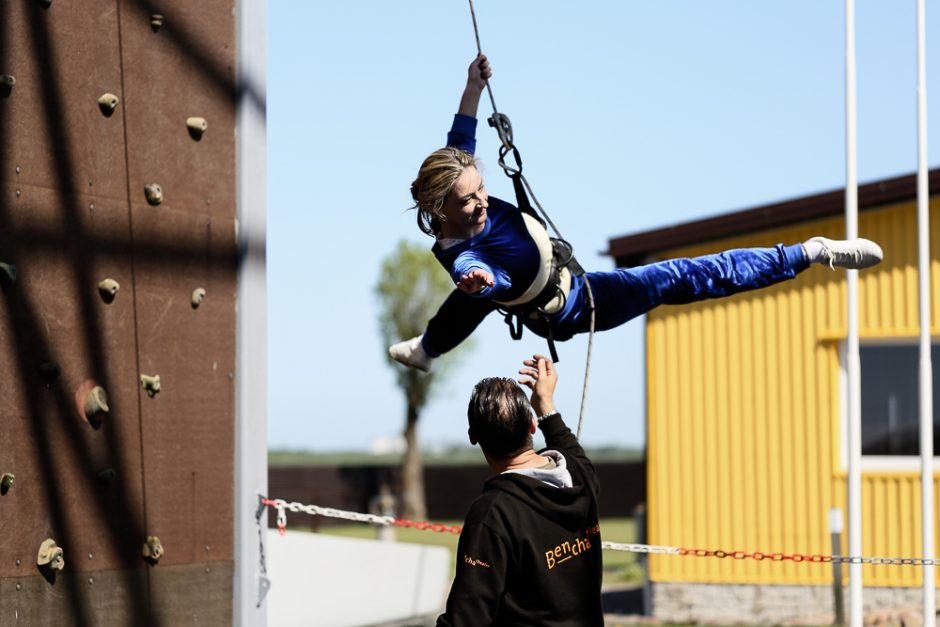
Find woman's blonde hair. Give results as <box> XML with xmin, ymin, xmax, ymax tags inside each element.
<box><xmin>411</xmin><ymin>147</ymin><xmax>479</xmax><ymax>237</ymax></box>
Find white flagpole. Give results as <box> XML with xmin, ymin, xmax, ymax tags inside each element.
<box><xmin>845</xmin><ymin>1</ymin><xmax>863</xmax><ymax>625</ymax></box>
<box><xmin>915</xmin><ymin>0</ymin><xmax>935</xmax><ymax>622</ymax></box>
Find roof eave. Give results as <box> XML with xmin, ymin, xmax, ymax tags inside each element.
<box><xmin>606</xmin><ymin>168</ymin><xmax>940</xmax><ymax>267</ymax></box>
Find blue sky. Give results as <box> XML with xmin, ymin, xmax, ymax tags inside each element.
<box><xmin>267</xmin><ymin>1</ymin><xmax>940</xmax><ymax>453</ymax></box>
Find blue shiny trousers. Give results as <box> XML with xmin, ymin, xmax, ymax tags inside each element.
<box><xmin>422</xmin><ymin>244</ymin><xmax>809</xmax><ymax>357</ymax></box>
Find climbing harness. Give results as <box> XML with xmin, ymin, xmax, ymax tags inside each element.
<box><xmin>467</xmin><ymin>0</ymin><xmax>595</xmax><ymax>438</ymax></box>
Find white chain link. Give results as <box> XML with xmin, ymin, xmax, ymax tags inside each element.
<box><xmin>269</xmin><ymin>499</ymin><xmax>396</xmax><ymax>528</ymax></box>
<box><xmin>830</xmin><ymin>556</ymin><xmax>937</xmax><ymax>566</ymax></box>
<box><xmin>601</xmin><ymin>542</ymin><xmax>681</xmax><ymax>555</ymax></box>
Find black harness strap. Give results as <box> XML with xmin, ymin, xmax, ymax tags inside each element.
<box><xmin>497</xmin><ymin>170</ymin><xmax>585</xmax><ymax>365</ymax></box>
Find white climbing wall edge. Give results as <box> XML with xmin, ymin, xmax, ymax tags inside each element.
<box><xmin>233</xmin><ymin>0</ymin><xmax>268</xmax><ymax>625</ymax></box>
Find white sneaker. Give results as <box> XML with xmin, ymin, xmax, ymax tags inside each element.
<box><xmin>388</xmin><ymin>335</ymin><xmax>432</xmax><ymax>372</ymax></box>
<box><xmin>806</xmin><ymin>236</ymin><xmax>883</xmax><ymax>270</ymax></box>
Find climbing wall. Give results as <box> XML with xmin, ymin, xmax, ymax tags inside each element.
<box><xmin>0</xmin><ymin>1</ymin><xmax>237</xmax><ymax>623</ymax></box>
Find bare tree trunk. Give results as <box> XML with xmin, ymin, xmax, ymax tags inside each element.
<box><xmin>401</xmin><ymin>402</ymin><xmax>427</xmax><ymax>521</ymax></box>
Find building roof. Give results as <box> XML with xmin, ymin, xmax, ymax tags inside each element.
<box><xmin>606</xmin><ymin>168</ymin><xmax>940</xmax><ymax>267</ymax></box>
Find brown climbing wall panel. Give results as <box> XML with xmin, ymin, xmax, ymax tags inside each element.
<box><xmin>119</xmin><ymin>0</ymin><xmax>237</xmax><ymax>216</ymax></box>
<box><xmin>0</xmin><ymin>2</ymin><xmax>129</xmax><ymax>198</ymax></box>
<box><xmin>0</xmin><ymin>188</ymin><xmax>147</xmax><ymax>577</ymax></box>
<box><xmin>118</xmin><ymin>0</ymin><xmax>238</xmax><ymax>569</ymax></box>
<box><xmin>129</xmin><ymin>209</ymin><xmax>237</xmax><ymax>567</ymax></box>
<box><xmin>0</xmin><ymin>0</ymin><xmax>237</xmax><ymax>622</ymax></box>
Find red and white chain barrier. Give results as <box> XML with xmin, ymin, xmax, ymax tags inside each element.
<box><xmin>260</xmin><ymin>498</ymin><xmax>463</xmax><ymax>535</ymax></box>
<box><xmin>259</xmin><ymin>497</ymin><xmax>939</xmax><ymax>565</ymax></box>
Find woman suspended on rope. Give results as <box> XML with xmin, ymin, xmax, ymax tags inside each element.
<box><xmin>389</xmin><ymin>54</ymin><xmax>884</xmax><ymax>372</ymax></box>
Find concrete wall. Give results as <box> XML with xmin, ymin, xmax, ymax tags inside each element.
<box><xmin>265</xmin><ymin>530</ymin><xmax>451</xmax><ymax>627</ymax></box>
<box><xmin>652</xmin><ymin>581</ymin><xmax>940</xmax><ymax>625</ymax></box>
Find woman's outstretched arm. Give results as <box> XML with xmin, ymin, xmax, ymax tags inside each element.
<box><xmin>457</xmin><ymin>53</ymin><xmax>492</xmax><ymax>118</ymax></box>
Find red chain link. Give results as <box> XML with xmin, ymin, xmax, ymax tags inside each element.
<box><xmin>391</xmin><ymin>519</ymin><xmax>463</xmax><ymax>534</ymax></box>
<box><xmin>679</xmin><ymin>547</ymin><xmax>834</xmax><ymax>563</ymax></box>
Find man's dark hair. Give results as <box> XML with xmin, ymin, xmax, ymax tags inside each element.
<box><xmin>467</xmin><ymin>377</ymin><xmax>533</xmax><ymax>459</ymax></box>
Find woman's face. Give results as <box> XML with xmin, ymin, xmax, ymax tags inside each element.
<box><xmin>440</xmin><ymin>166</ymin><xmax>489</xmax><ymax>239</ymax></box>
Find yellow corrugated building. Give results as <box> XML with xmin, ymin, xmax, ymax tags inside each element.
<box><xmin>607</xmin><ymin>169</ymin><xmax>940</xmax><ymax>620</ymax></box>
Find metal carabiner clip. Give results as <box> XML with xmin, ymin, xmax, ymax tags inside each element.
<box><xmin>488</xmin><ymin>112</ymin><xmax>514</xmax><ymax>151</ymax></box>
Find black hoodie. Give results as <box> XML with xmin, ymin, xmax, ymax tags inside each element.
<box><xmin>437</xmin><ymin>413</ymin><xmax>603</xmax><ymax>626</ymax></box>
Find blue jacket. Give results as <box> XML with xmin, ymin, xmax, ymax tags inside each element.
<box><xmin>433</xmin><ymin>115</ymin><xmax>589</xmax><ymax>341</ymax></box>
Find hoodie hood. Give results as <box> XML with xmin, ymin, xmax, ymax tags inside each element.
<box><xmin>482</xmin><ymin>449</ymin><xmax>593</xmax><ymax>530</ymax></box>
<box><xmin>502</xmin><ymin>450</ymin><xmax>572</xmax><ymax>488</ymax></box>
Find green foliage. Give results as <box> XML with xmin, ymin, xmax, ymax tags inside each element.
<box><xmin>374</xmin><ymin>239</ymin><xmax>471</xmax><ymax>407</ymax></box>
<box><xmin>375</xmin><ymin>239</ymin><xmax>475</xmax><ymax>519</ymax></box>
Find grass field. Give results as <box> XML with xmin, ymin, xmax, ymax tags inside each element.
<box><xmin>317</xmin><ymin>517</ymin><xmax>644</xmax><ymax>585</ymax></box>
<box><xmin>269</xmin><ymin>447</ymin><xmax>644</xmax><ymax>467</ymax></box>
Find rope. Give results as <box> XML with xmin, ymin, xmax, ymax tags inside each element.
<box><xmin>466</xmin><ymin>0</ymin><xmax>596</xmax><ymax>437</ymax></box>
<box><xmin>467</xmin><ymin>0</ymin><xmax>500</xmax><ymax>119</ymax></box>
<box><xmin>577</xmin><ymin>279</ymin><xmax>595</xmax><ymax>439</ymax></box>
<box><xmin>259</xmin><ymin>496</ymin><xmax>940</xmax><ymax>565</ymax></box>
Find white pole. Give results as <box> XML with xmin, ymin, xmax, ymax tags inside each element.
<box><xmin>845</xmin><ymin>1</ymin><xmax>863</xmax><ymax>625</ymax></box>
<box><xmin>234</xmin><ymin>0</ymin><xmax>268</xmax><ymax>625</ymax></box>
<box><xmin>916</xmin><ymin>0</ymin><xmax>936</xmax><ymax>622</ymax></box>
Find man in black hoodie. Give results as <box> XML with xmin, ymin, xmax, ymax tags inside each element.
<box><xmin>437</xmin><ymin>355</ymin><xmax>603</xmax><ymax>626</ymax></box>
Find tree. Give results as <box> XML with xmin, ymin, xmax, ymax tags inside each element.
<box><xmin>375</xmin><ymin>240</ymin><xmax>471</xmax><ymax>521</ymax></box>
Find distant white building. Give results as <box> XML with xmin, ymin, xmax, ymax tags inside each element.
<box><xmin>370</xmin><ymin>434</ymin><xmax>406</xmax><ymax>455</ymax></box>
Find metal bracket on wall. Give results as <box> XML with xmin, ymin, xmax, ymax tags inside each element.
<box><xmin>255</xmin><ymin>494</ymin><xmax>272</xmax><ymax>607</ymax></box>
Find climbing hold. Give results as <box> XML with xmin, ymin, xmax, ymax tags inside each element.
<box><xmin>97</xmin><ymin>93</ymin><xmax>119</xmax><ymax>117</ymax></box>
<box><xmin>191</xmin><ymin>287</ymin><xmax>206</xmax><ymax>309</ymax></box>
<box><xmin>150</xmin><ymin>14</ymin><xmax>164</xmax><ymax>31</ymax></box>
<box><xmin>142</xmin><ymin>536</ymin><xmax>164</xmax><ymax>564</ymax></box>
<box><xmin>38</xmin><ymin>0</ymin><xmax>52</xmax><ymax>7</ymax></box>
<box><xmin>1</xmin><ymin>473</ymin><xmax>14</xmax><ymax>495</ymax></box>
<box><xmin>144</xmin><ymin>183</ymin><xmax>163</xmax><ymax>206</ymax></box>
<box><xmin>96</xmin><ymin>468</ymin><xmax>116</xmax><ymax>486</ymax></box>
<box><xmin>97</xmin><ymin>278</ymin><xmax>120</xmax><ymax>303</ymax></box>
<box><xmin>140</xmin><ymin>374</ymin><xmax>160</xmax><ymax>397</ymax></box>
<box><xmin>38</xmin><ymin>362</ymin><xmax>60</xmax><ymax>381</ymax></box>
<box><xmin>37</xmin><ymin>539</ymin><xmax>64</xmax><ymax>571</ymax></box>
<box><xmin>0</xmin><ymin>75</ymin><xmax>14</xmax><ymax>97</ymax></box>
<box><xmin>0</xmin><ymin>263</ymin><xmax>17</xmax><ymax>292</ymax></box>
<box><xmin>186</xmin><ymin>117</ymin><xmax>208</xmax><ymax>140</ymax></box>
<box><xmin>83</xmin><ymin>386</ymin><xmax>109</xmax><ymax>424</ymax></box>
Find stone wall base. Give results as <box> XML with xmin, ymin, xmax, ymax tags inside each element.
<box><xmin>652</xmin><ymin>581</ymin><xmax>939</xmax><ymax>625</ymax></box>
